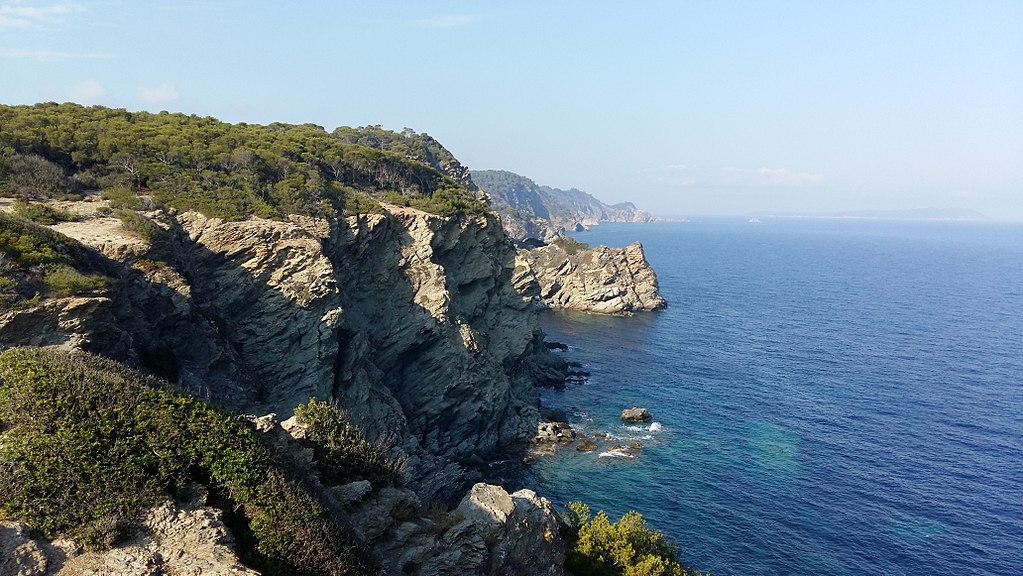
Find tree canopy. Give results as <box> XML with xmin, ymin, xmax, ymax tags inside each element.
<box><xmin>0</xmin><ymin>103</ymin><xmax>486</xmax><ymax>220</ymax></box>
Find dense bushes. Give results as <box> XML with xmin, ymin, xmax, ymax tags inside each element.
<box><xmin>0</xmin><ymin>103</ymin><xmax>486</xmax><ymax>220</ymax></box>
<box><xmin>563</xmin><ymin>502</ymin><xmax>698</xmax><ymax>576</ymax></box>
<box><xmin>115</xmin><ymin>208</ymin><xmax>166</xmax><ymax>243</ymax></box>
<box><xmin>0</xmin><ymin>348</ymin><xmax>373</xmax><ymax>575</ymax></box>
<box><xmin>294</xmin><ymin>399</ymin><xmax>399</xmax><ymax>488</ymax></box>
<box><xmin>0</xmin><ymin>212</ymin><xmax>75</xmax><ymax>267</ymax></box>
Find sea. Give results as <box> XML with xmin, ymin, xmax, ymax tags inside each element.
<box><xmin>517</xmin><ymin>218</ymin><xmax>1023</xmax><ymax>576</ymax></box>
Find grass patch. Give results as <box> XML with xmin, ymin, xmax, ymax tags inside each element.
<box><xmin>0</xmin><ymin>348</ymin><xmax>373</xmax><ymax>575</ymax></box>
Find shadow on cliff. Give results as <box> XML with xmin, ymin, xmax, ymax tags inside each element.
<box><xmin>1</xmin><ymin>209</ymin><xmax>564</xmax><ymax>503</ymax></box>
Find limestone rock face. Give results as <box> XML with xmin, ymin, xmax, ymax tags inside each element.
<box><xmin>15</xmin><ymin>204</ymin><xmax>558</xmax><ymax>499</ymax></box>
<box><xmin>0</xmin><ymin>296</ymin><xmax>130</xmax><ymax>356</ymax></box>
<box><xmin>0</xmin><ymin>499</ymin><xmax>256</xmax><ymax>576</ymax></box>
<box><xmin>514</xmin><ymin>241</ymin><xmax>666</xmax><ymax>315</ymax></box>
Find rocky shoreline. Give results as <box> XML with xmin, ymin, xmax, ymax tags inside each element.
<box><xmin>1</xmin><ymin>195</ymin><xmax>667</xmax><ymax>575</ymax></box>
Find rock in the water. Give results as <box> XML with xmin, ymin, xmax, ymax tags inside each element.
<box><xmin>620</xmin><ymin>407</ymin><xmax>652</xmax><ymax>422</ymax></box>
<box><xmin>533</xmin><ymin>421</ymin><xmax>575</xmax><ymax>444</ymax></box>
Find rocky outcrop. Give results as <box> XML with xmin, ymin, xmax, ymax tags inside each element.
<box><xmin>534</xmin><ymin>421</ymin><xmax>576</xmax><ymax>444</ymax></box>
<box><xmin>1</xmin><ymin>202</ymin><xmax>577</xmax><ymax>572</ymax></box>
<box><xmin>0</xmin><ymin>497</ymin><xmax>256</xmax><ymax>576</ymax></box>
<box><xmin>514</xmin><ymin>241</ymin><xmax>666</xmax><ymax>315</ymax></box>
<box><xmin>352</xmin><ymin>483</ymin><xmax>567</xmax><ymax>576</ymax></box>
<box><xmin>620</xmin><ymin>407</ymin><xmax>653</xmax><ymax>422</ymax></box>
<box><xmin>256</xmin><ymin>414</ymin><xmax>568</xmax><ymax>576</ymax></box>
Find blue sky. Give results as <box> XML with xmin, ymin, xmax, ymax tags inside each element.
<box><xmin>2</xmin><ymin>1</ymin><xmax>1021</xmax><ymax>219</ymax></box>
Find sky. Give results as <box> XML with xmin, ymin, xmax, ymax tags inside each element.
<box><xmin>2</xmin><ymin>1</ymin><xmax>1022</xmax><ymax>219</ymax></box>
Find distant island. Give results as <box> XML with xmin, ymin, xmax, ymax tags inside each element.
<box><xmin>756</xmin><ymin>208</ymin><xmax>991</xmax><ymax>221</ymax></box>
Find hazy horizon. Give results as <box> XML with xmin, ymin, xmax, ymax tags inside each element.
<box><xmin>2</xmin><ymin>2</ymin><xmax>1021</xmax><ymax>220</ymax></box>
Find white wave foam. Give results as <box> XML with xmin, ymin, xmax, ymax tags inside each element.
<box><xmin>597</xmin><ymin>449</ymin><xmax>635</xmax><ymax>459</ymax></box>
<box><xmin>649</xmin><ymin>422</ymin><xmax>663</xmax><ymax>432</ymax></box>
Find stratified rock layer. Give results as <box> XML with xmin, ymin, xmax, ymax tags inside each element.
<box><xmin>514</xmin><ymin>241</ymin><xmax>666</xmax><ymax>315</ymax></box>
<box><xmin>0</xmin><ymin>204</ymin><xmax>560</xmax><ymax>499</ymax></box>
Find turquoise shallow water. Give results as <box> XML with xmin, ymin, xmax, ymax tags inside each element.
<box><xmin>514</xmin><ymin>219</ymin><xmax>1023</xmax><ymax>576</ymax></box>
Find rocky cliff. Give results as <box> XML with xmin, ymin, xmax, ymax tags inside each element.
<box><xmin>514</xmin><ymin>240</ymin><xmax>666</xmax><ymax>315</ymax></box>
<box><xmin>0</xmin><ymin>202</ymin><xmax>564</xmax><ymax>502</ymax></box>
<box><xmin>471</xmin><ymin>170</ymin><xmax>654</xmax><ymax>243</ymax></box>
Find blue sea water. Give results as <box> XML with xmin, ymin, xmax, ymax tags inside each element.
<box><xmin>525</xmin><ymin>219</ymin><xmax>1023</xmax><ymax>576</ymax></box>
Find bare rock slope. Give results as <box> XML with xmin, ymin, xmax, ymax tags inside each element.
<box><xmin>514</xmin><ymin>241</ymin><xmax>666</xmax><ymax>315</ymax></box>
<box><xmin>0</xmin><ymin>203</ymin><xmax>562</xmax><ymax>499</ymax></box>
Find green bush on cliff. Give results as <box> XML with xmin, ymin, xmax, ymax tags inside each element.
<box><xmin>115</xmin><ymin>208</ymin><xmax>167</xmax><ymax>243</ymax></box>
<box><xmin>294</xmin><ymin>399</ymin><xmax>399</xmax><ymax>488</ymax></box>
<box><xmin>0</xmin><ymin>212</ymin><xmax>72</xmax><ymax>267</ymax></box>
<box><xmin>0</xmin><ymin>348</ymin><xmax>373</xmax><ymax>576</ymax></box>
<box><xmin>553</xmin><ymin>236</ymin><xmax>590</xmax><ymax>255</ymax></box>
<box><xmin>563</xmin><ymin>502</ymin><xmax>698</xmax><ymax>576</ymax></box>
<box><xmin>41</xmin><ymin>264</ymin><xmax>106</xmax><ymax>296</ymax></box>
<box><xmin>0</xmin><ymin>213</ymin><xmax>109</xmax><ymax>304</ymax></box>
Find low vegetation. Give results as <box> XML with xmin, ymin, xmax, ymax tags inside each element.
<box><xmin>553</xmin><ymin>236</ymin><xmax>590</xmax><ymax>255</ymax></box>
<box><xmin>294</xmin><ymin>399</ymin><xmax>399</xmax><ymax>488</ymax></box>
<box><xmin>0</xmin><ymin>348</ymin><xmax>374</xmax><ymax>575</ymax></box>
<box><xmin>11</xmin><ymin>199</ymin><xmax>78</xmax><ymax>224</ymax></box>
<box><xmin>115</xmin><ymin>208</ymin><xmax>167</xmax><ymax>243</ymax></box>
<box><xmin>564</xmin><ymin>502</ymin><xmax>699</xmax><ymax>576</ymax></box>
<box><xmin>0</xmin><ymin>212</ymin><xmax>107</xmax><ymax>307</ymax></box>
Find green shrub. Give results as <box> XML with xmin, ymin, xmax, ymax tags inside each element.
<box><xmin>0</xmin><ymin>212</ymin><xmax>73</xmax><ymax>267</ymax></box>
<box><xmin>115</xmin><ymin>209</ymin><xmax>166</xmax><ymax>243</ymax></box>
<box><xmin>294</xmin><ymin>399</ymin><xmax>398</xmax><ymax>488</ymax></box>
<box><xmin>42</xmin><ymin>264</ymin><xmax>106</xmax><ymax>296</ymax></box>
<box><xmin>553</xmin><ymin>236</ymin><xmax>590</xmax><ymax>256</ymax></box>
<box><xmin>563</xmin><ymin>502</ymin><xmax>698</xmax><ymax>576</ymax></box>
<box><xmin>101</xmin><ymin>185</ymin><xmax>143</xmax><ymax>210</ymax></box>
<box><xmin>4</xmin><ymin>153</ymin><xmax>79</xmax><ymax>199</ymax></box>
<box><xmin>0</xmin><ymin>348</ymin><xmax>372</xmax><ymax>575</ymax></box>
<box><xmin>11</xmin><ymin>200</ymin><xmax>78</xmax><ymax>225</ymax></box>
